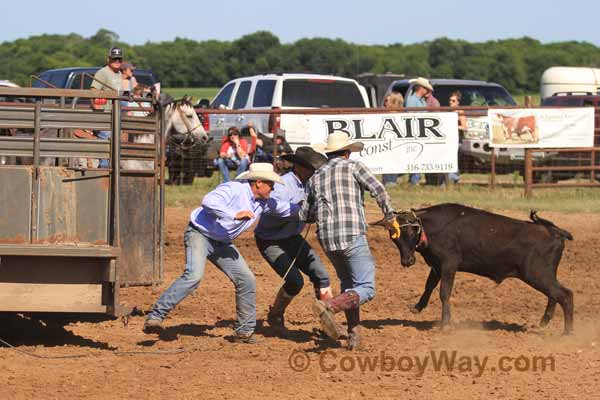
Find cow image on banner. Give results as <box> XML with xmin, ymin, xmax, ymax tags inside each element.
<box><xmin>488</xmin><ymin>108</ymin><xmax>595</xmax><ymax>148</ymax></box>
<box><xmin>281</xmin><ymin>112</ymin><xmax>459</xmax><ymax>174</ymax></box>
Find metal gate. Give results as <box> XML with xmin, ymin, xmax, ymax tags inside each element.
<box><xmin>0</xmin><ymin>87</ymin><xmax>164</xmax><ymax>315</ymax></box>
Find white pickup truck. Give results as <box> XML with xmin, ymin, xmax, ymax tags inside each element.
<box><xmin>199</xmin><ymin>73</ymin><xmax>370</xmax><ymax>159</ymax></box>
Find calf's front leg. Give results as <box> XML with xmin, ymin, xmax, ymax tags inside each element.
<box><xmin>410</xmin><ymin>268</ymin><xmax>440</xmax><ymax>313</ymax></box>
<box><xmin>439</xmin><ymin>267</ymin><xmax>457</xmax><ymax>329</ymax></box>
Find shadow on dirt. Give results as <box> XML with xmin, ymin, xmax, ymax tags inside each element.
<box><xmin>137</xmin><ymin>322</ymin><xmax>220</xmax><ymax>346</ymax></box>
<box><xmin>0</xmin><ymin>313</ymin><xmax>116</xmax><ymax>350</ymax></box>
<box><xmin>362</xmin><ymin>318</ymin><xmax>527</xmax><ymax>333</ymax></box>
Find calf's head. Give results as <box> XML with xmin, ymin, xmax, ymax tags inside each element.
<box><xmin>374</xmin><ymin>211</ymin><xmax>425</xmax><ymax>268</ymax></box>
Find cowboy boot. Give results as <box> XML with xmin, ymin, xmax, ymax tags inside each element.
<box><xmin>345</xmin><ymin>308</ymin><xmax>362</xmax><ymax>351</ymax></box>
<box><xmin>313</xmin><ymin>290</ymin><xmax>360</xmax><ymax>340</ymax></box>
<box><xmin>267</xmin><ymin>287</ymin><xmax>294</xmax><ymax>330</ymax></box>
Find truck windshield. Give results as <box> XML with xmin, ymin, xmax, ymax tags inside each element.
<box><xmin>433</xmin><ymin>85</ymin><xmax>516</xmax><ymax>107</ymax></box>
<box><xmin>282</xmin><ymin>79</ymin><xmax>365</xmax><ymax>108</ymax></box>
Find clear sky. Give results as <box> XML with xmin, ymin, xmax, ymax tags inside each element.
<box><xmin>1</xmin><ymin>0</ymin><xmax>599</xmax><ymax>46</ymax></box>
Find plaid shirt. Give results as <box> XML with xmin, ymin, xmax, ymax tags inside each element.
<box><xmin>299</xmin><ymin>157</ymin><xmax>394</xmax><ymax>251</ymax></box>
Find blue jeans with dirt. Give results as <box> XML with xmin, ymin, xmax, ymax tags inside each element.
<box><xmin>215</xmin><ymin>157</ymin><xmax>250</xmax><ymax>182</ymax></box>
<box><xmin>147</xmin><ymin>224</ymin><xmax>257</xmax><ymax>335</ymax></box>
<box><xmin>324</xmin><ymin>235</ymin><xmax>376</xmax><ymax>305</ymax></box>
<box><xmin>255</xmin><ymin>234</ymin><xmax>330</xmax><ymax>297</ymax></box>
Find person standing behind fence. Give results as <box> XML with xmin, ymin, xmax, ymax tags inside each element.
<box><xmin>143</xmin><ymin>163</ymin><xmax>288</xmax><ymax>343</ymax></box>
<box><xmin>382</xmin><ymin>91</ymin><xmax>404</xmax><ymax>187</ymax></box>
<box><xmin>91</xmin><ymin>47</ymin><xmax>123</xmax><ymax>168</ymax></box>
<box><xmin>405</xmin><ymin>77</ymin><xmax>434</xmax><ymax>185</ymax></box>
<box><xmin>442</xmin><ymin>91</ymin><xmax>468</xmax><ymax>185</ymax></box>
<box><xmin>300</xmin><ymin>132</ymin><xmax>398</xmax><ymax>350</ymax></box>
<box><xmin>255</xmin><ymin>147</ymin><xmax>333</xmax><ymax>335</ymax></box>
<box><xmin>120</xmin><ymin>62</ymin><xmax>138</xmax><ymax>96</ymax></box>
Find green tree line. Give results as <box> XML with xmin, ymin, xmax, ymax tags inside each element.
<box><xmin>2</xmin><ymin>29</ymin><xmax>600</xmax><ymax>94</ymax></box>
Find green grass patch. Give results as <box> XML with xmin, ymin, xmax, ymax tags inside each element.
<box><xmin>513</xmin><ymin>93</ymin><xmax>541</xmax><ymax>106</ymax></box>
<box><xmin>166</xmin><ymin>174</ymin><xmax>600</xmax><ymax>213</ymax></box>
<box><xmin>164</xmin><ymin>87</ymin><xmax>219</xmax><ymax>102</ymax></box>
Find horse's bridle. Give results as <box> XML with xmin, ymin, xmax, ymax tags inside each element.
<box><xmin>175</xmin><ymin>105</ymin><xmax>203</xmax><ymax>145</ymax></box>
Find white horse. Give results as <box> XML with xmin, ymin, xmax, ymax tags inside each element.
<box><xmin>121</xmin><ymin>95</ymin><xmax>208</xmax><ymax>171</ymax></box>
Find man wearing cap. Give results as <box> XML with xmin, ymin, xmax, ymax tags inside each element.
<box><xmin>143</xmin><ymin>163</ymin><xmax>288</xmax><ymax>343</ymax></box>
<box><xmin>404</xmin><ymin>77</ymin><xmax>434</xmax><ymax>185</ymax></box>
<box><xmin>254</xmin><ymin>147</ymin><xmax>333</xmax><ymax>334</ymax></box>
<box><xmin>91</xmin><ymin>47</ymin><xmax>124</xmax><ymax>168</ymax></box>
<box><xmin>300</xmin><ymin>132</ymin><xmax>399</xmax><ymax>350</ymax></box>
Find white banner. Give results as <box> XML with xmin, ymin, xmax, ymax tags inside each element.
<box><xmin>282</xmin><ymin>113</ymin><xmax>459</xmax><ymax>174</ymax></box>
<box><xmin>488</xmin><ymin>108</ymin><xmax>595</xmax><ymax>148</ymax></box>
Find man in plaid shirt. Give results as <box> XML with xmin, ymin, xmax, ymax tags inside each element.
<box><xmin>299</xmin><ymin>132</ymin><xmax>398</xmax><ymax>350</ymax></box>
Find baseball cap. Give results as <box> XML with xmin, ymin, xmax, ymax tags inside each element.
<box><xmin>120</xmin><ymin>62</ymin><xmax>135</xmax><ymax>70</ymax></box>
<box><xmin>109</xmin><ymin>47</ymin><xmax>123</xmax><ymax>59</ymax></box>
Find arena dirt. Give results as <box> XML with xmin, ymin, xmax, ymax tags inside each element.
<box><xmin>1</xmin><ymin>208</ymin><xmax>599</xmax><ymax>399</ymax></box>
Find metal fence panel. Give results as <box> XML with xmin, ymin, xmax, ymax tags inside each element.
<box><xmin>0</xmin><ymin>166</ymin><xmax>32</xmax><ymax>243</ymax></box>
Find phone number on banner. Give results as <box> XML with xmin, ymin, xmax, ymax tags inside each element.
<box><xmin>406</xmin><ymin>163</ymin><xmax>456</xmax><ymax>172</ymax></box>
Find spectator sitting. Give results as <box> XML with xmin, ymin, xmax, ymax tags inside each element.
<box><xmin>215</xmin><ymin>126</ymin><xmax>255</xmax><ymax>182</ymax></box>
<box><xmin>253</xmin><ymin>137</ymin><xmax>273</xmax><ymax>163</ymax></box>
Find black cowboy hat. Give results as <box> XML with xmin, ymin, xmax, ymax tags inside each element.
<box><xmin>281</xmin><ymin>146</ymin><xmax>328</xmax><ymax>170</ymax></box>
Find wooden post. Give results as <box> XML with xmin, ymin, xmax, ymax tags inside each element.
<box><xmin>524</xmin><ymin>95</ymin><xmax>532</xmax><ymax>107</ymax></box>
<box><xmin>524</xmin><ymin>149</ymin><xmax>533</xmax><ymax>197</ymax></box>
<box><xmin>592</xmin><ymin>149</ymin><xmax>596</xmax><ymax>183</ymax></box>
<box><xmin>490</xmin><ymin>147</ymin><xmax>496</xmax><ymax>189</ymax></box>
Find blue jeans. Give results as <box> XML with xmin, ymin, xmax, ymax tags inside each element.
<box><xmin>216</xmin><ymin>157</ymin><xmax>250</xmax><ymax>182</ymax></box>
<box><xmin>382</xmin><ymin>174</ymin><xmax>398</xmax><ymax>186</ymax></box>
<box><xmin>255</xmin><ymin>235</ymin><xmax>330</xmax><ymax>297</ymax></box>
<box><xmin>95</xmin><ymin>130</ymin><xmax>111</xmax><ymax>168</ymax></box>
<box><xmin>324</xmin><ymin>235</ymin><xmax>375</xmax><ymax>304</ymax></box>
<box><xmin>409</xmin><ymin>173</ymin><xmax>421</xmax><ymax>185</ymax></box>
<box><xmin>148</xmin><ymin>225</ymin><xmax>257</xmax><ymax>335</ymax></box>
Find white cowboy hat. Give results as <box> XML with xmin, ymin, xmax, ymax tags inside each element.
<box><xmin>235</xmin><ymin>163</ymin><xmax>284</xmax><ymax>184</ymax></box>
<box><xmin>312</xmin><ymin>132</ymin><xmax>364</xmax><ymax>154</ymax></box>
<box><xmin>409</xmin><ymin>77</ymin><xmax>434</xmax><ymax>92</ymax></box>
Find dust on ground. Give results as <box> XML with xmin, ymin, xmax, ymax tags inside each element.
<box><xmin>1</xmin><ymin>208</ymin><xmax>599</xmax><ymax>399</ymax></box>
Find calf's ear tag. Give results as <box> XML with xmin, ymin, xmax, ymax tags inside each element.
<box><xmin>390</xmin><ymin>219</ymin><xmax>401</xmax><ymax>240</ymax></box>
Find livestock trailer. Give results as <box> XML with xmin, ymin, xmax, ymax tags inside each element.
<box><xmin>0</xmin><ymin>87</ymin><xmax>164</xmax><ymax>316</ymax></box>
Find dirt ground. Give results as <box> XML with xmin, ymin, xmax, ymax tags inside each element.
<box><xmin>1</xmin><ymin>207</ymin><xmax>599</xmax><ymax>399</ymax></box>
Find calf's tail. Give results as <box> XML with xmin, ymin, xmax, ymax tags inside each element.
<box><xmin>530</xmin><ymin>210</ymin><xmax>574</xmax><ymax>241</ymax></box>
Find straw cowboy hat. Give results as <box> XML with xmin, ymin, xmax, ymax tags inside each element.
<box><xmin>235</xmin><ymin>162</ymin><xmax>284</xmax><ymax>184</ymax></box>
<box><xmin>409</xmin><ymin>77</ymin><xmax>434</xmax><ymax>92</ymax></box>
<box><xmin>280</xmin><ymin>146</ymin><xmax>328</xmax><ymax>170</ymax></box>
<box><xmin>313</xmin><ymin>132</ymin><xmax>364</xmax><ymax>154</ymax></box>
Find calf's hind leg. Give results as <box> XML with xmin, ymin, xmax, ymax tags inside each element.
<box><xmin>522</xmin><ymin>269</ymin><xmax>573</xmax><ymax>334</ymax></box>
<box><xmin>410</xmin><ymin>268</ymin><xmax>440</xmax><ymax>314</ymax></box>
<box><xmin>540</xmin><ymin>299</ymin><xmax>557</xmax><ymax>327</ymax></box>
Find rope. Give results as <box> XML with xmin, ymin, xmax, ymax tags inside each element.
<box><xmin>233</xmin><ymin>224</ymin><xmax>312</xmax><ymax>333</ymax></box>
<box><xmin>0</xmin><ymin>226</ymin><xmax>314</xmax><ymax>355</ymax></box>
